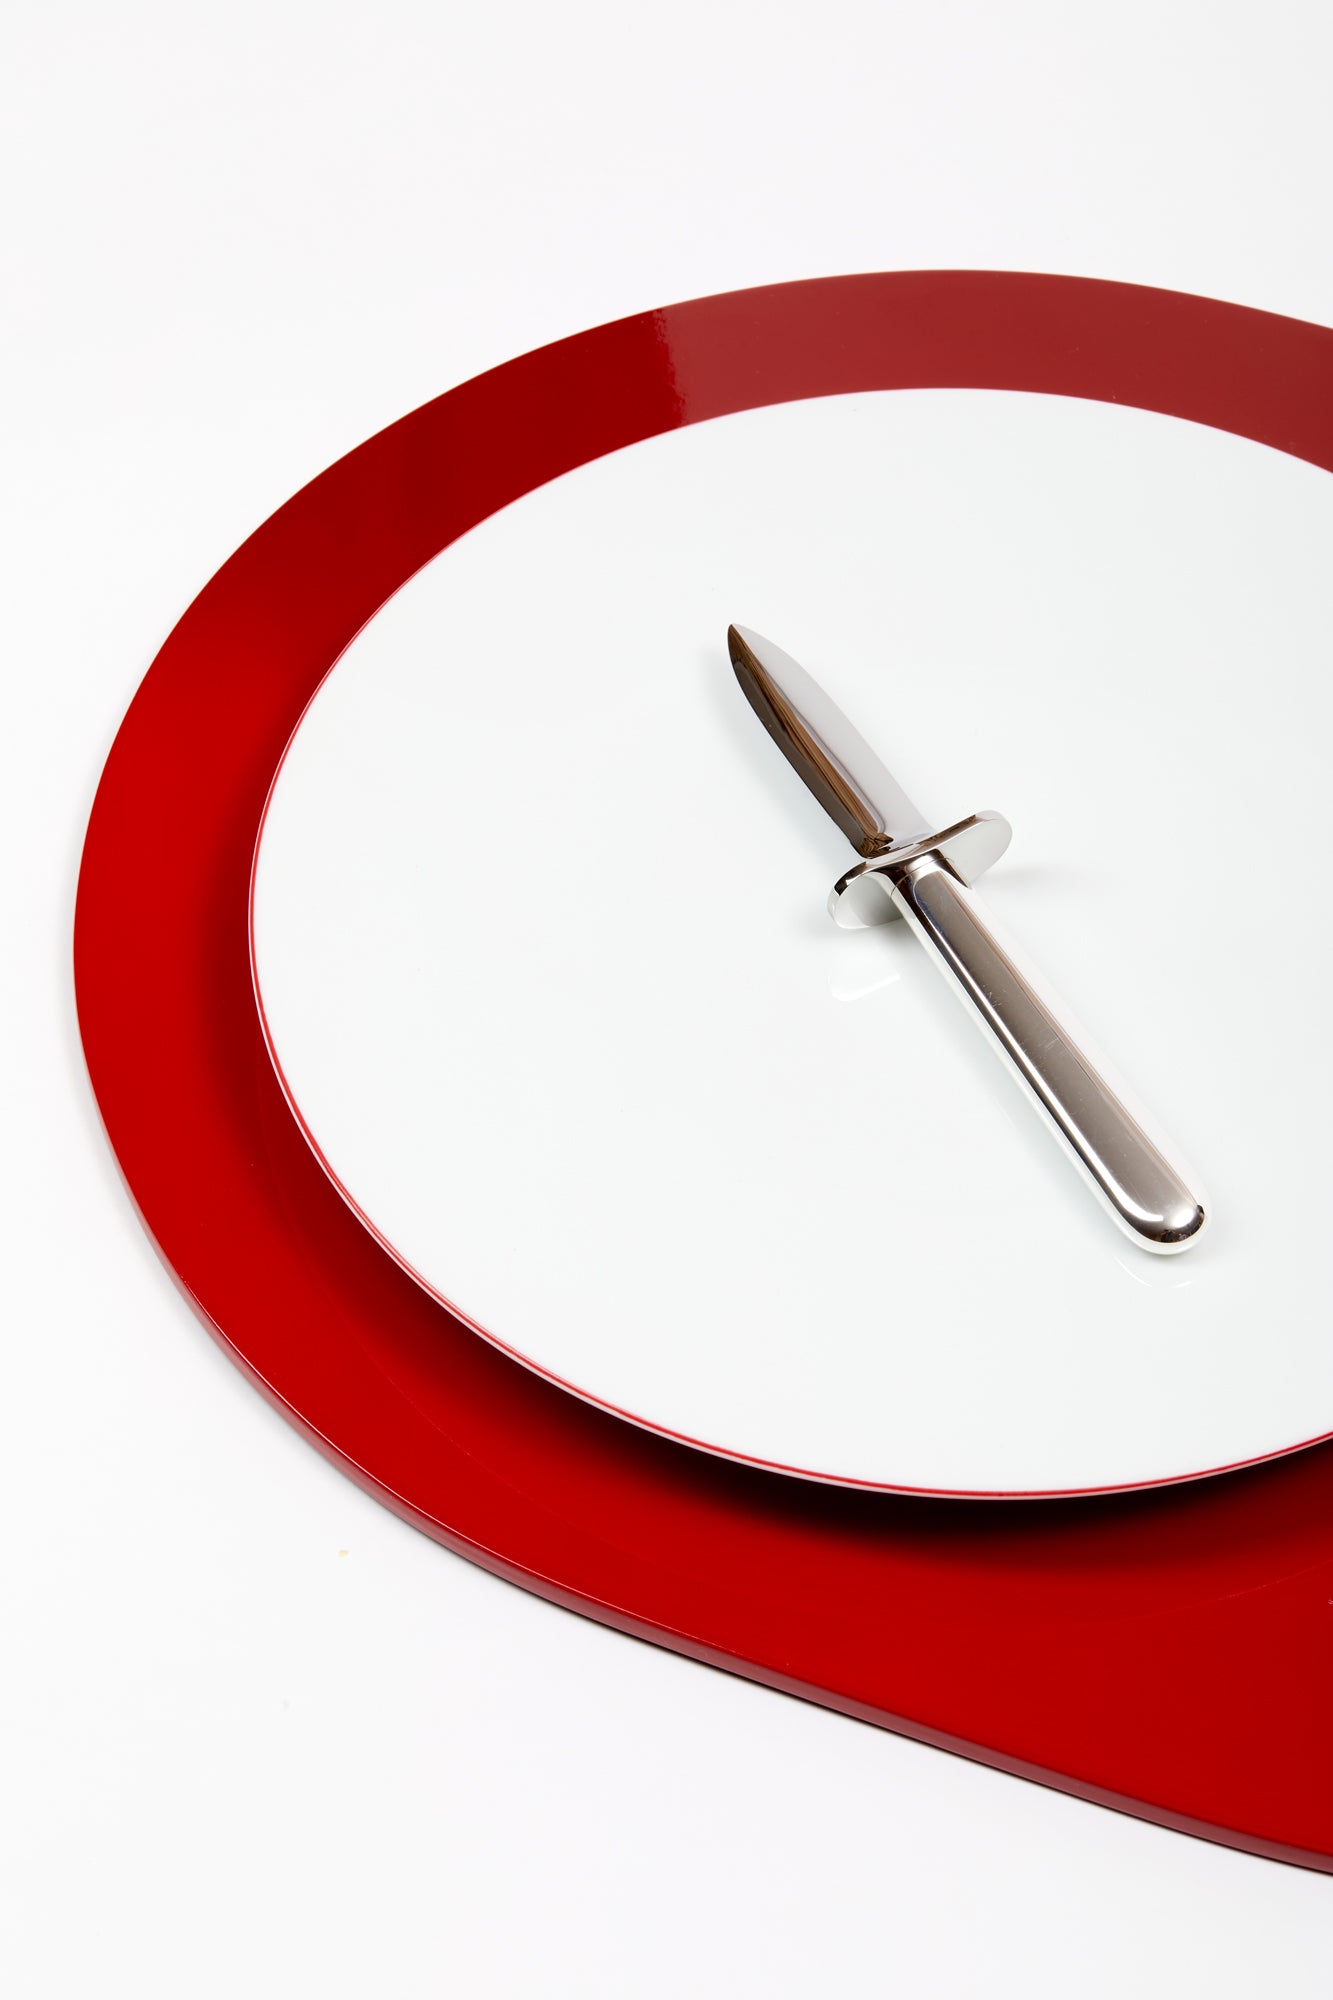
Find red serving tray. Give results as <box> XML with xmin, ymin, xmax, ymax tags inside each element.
<box><xmin>75</xmin><ymin>272</ymin><xmax>1333</xmax><ymax>1871</ymax></box>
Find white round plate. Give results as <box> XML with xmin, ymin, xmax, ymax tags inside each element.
<box><xmin>251</xmin><ymin>388</ymin><xmax>1333</xmax><ymax>1496</ymax></box>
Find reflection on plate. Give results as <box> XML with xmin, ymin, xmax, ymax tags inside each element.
<box><xmin>253</xmin><ymin>384</ymin><xmax>1333</xmax><ymax>1495</ymax></box>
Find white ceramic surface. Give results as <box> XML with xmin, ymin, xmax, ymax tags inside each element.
<box><xmin>251</xmin><ymin>387</ymin><xmax>1333</xmax><ymax>1494</ymax></box>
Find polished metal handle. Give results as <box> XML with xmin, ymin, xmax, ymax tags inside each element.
<box><xmin>889</xmin><ymin>854</ymin><xmax>1208</xmax><ymax>1253</ymax></box>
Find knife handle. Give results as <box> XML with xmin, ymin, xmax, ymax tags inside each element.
<box><xmin>889</xmin><ymin>855</ymin><xmax>1208</xmax><ymax>1253</ymax></box>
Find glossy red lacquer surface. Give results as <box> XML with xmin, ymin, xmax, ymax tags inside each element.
<box><xmin>75</xmin><ymin>273</ymin><xmax>1333</xmax><ymax>1870</ymax></box>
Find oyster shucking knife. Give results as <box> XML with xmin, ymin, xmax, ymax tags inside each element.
<box><xmin>728</xmin><ymin>625</ymin><xmax>1208</xmax><ymax>1254</ymax></box>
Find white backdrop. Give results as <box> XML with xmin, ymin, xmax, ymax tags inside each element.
<box><xmin>4</xmin><ymin>2</ymin><xmax>1330</xmax><ymax>1991</ymax></box>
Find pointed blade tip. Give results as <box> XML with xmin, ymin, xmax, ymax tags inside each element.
<box><xmin>723</xmin><ymin>623</ymin><xmax>933</xmax><ymax>855</ymax></box>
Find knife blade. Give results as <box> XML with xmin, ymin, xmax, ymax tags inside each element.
<box><xmin>728</xmin><ymin>624</ymin><xmax>1208</xmax><ymax>1254</ymax></box>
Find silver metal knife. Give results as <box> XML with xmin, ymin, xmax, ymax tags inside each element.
<box><xmin>728</xmin><ymin>624</ymin><xmax>1208</xmax><ymax>1254</ymax></box>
